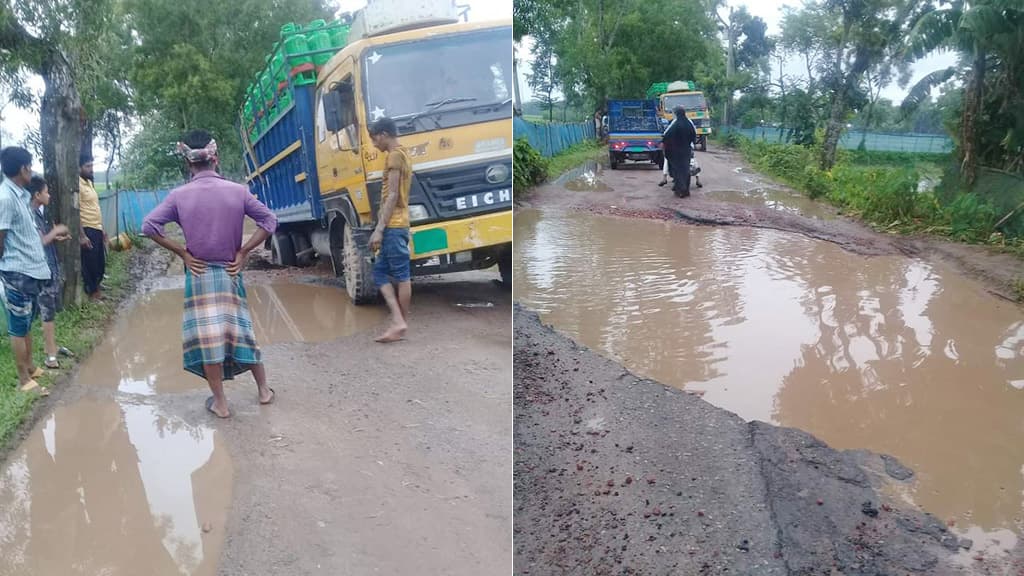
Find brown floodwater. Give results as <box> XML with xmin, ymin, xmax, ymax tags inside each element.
<box><xmin>0</xmin><ymin>398</ymin><xmax>232</xmax><ymax>575</ymax></box>
<box><xmin>77</xmin><ymin>283</ymin><xmax>385</xmax><ymax>395</ymax></box>
<box><xmin>514</xmin><ymin>209</ymin><xmax>1024</xmax><ymax>550</ymax></box>
<box><xmin>709</xmin><ymin>187</ymin><xmax>838</xmax><ymax>220</ymax></box>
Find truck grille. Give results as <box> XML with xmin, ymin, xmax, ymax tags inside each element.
<box><xmin>416</xmin><ymin>159</ymin><xmax>514</xmax><ymax>219</ymax></box>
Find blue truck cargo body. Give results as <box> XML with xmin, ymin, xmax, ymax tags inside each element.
<box><xmin>243</xmin><ymin>83</ymin><xmax>325</xmax><ymax>224</ymax></box>
<box><xmin>606</xmin><ymin>99</ymin><xmax>662</xmax><ymax>169</ymax></box>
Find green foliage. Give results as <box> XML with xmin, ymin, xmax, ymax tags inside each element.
<box><xmin>122</xmin><ymin>0</ymin><xmax>332</xmax><ymax>185</ymax></box>
<box><xmin>734</xmin><ymin>132</ymin><xmax>1024</xmax><ymax>247</ymax></box>
<box><xmin>514</xmin><ymin>138</ymin><xmax>549</xmax><ymax>191</ymax></box>
<box><xmin>524</xmin><ymin>0</ymin><xmax>719</xmax><ymax>111</ymax></box>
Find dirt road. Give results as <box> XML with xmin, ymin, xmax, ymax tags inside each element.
<box><xmin>523</xmin><ymin>146</ymin><xmax>1024</xmax><ymax>301</ymax></box>
<box><xmin>0</xmin><ymin>248</ymin><xmax>511</xmax><ymax>576</ymax></box>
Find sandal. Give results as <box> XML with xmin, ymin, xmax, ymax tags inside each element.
<box><xmin>30</xmin><ymin>367</ymin><xmax>45</xmax><ymax>379</ymax></box>
<box><xmin>205</xmin><ymin>396</ymin><xmax>230</xmax><ymax>419</ymax></box>
<box><xmin>45</xmin><ymin>357</ymin><xmax>60</xmax><ymax>370</ymax></box>
<box><xmin>58</xmin><ymin>347</ymin><xmax>75</xmax><ymax>358</ymax></box>
<box><xmin>19</xmin><ymin>379</ymin><xmax>40</xmax><ymax>392</ymax></box>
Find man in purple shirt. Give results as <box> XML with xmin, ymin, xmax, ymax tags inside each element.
<box><xmin>142</xmin><ymin>130</ymin><xmax>278</xmax><ymax>418</ymax></box>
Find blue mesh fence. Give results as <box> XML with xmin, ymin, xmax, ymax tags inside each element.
<box><xmin>513</xmin><ymin>116</ymin><xmax>597</xmax><ymax>157</ymax></box>
<box><xmin>722</xmin><ymin>126</ymin><xmax>954</xmax><ymax>154</ymax></box>
<box><xmin>98</xmin><ymin>189</ymin><xmax>173</xmax><ymax>236</ymax></box>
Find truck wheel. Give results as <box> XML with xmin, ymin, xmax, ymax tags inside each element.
<box><xmin>343</xmin><ymin>222</ymin><xmax>378</xmax><ymax>305</ymax></box>
<box><xmin>609</xmin><ymin>153</ymin><xmax>618</xmax><ymax>170</ymax></box>
<box><xmin>291</xmin><ymin>232</ymin><xmax>314</xmax><ymax>267</ymax></box>
<box><xmin>271</xmin><ymin>232</ymin><xmax>296</xmax><ymax>267</ymax></box>
<box><xmin>700</xmin><ymin>137</ymin><xmax>708</xmax><ymax>152</ymax></box>
<box><xmin>498</xmin><ymin>250</ymin><xmax>512</xmax><ymax>288</ymax></box>
<box><xmin>654</xmin><ymin>152</ymin><xmax>664</xmax><ymax>169</ymax></box>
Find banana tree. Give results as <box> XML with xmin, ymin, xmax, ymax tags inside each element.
<box><xmin>902</xmin><ymin>0</ymin><xmax>1024</xmax><ymax>184</ymax></box>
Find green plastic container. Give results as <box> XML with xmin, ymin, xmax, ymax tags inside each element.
<box><xmin>283</xmin><ymin>31</ymin><xmax>312</xmax><ymax>69</ymax></box>
<box><xmin>308</xmin><ymin>28</ymin><xmax>333</xmax><ymax>67</ymax></box>
<box><xmin>277</xmin><ymin>88</ymin><xmax>293</xmax><ymax>111</ymax></box>
<box><xmin>328</xmin><ymin>23</ymin><xmax>349</xmax><ymax>49</ymax></box>
<box><xmin>308</xmin><ymin>19</ymin><xmax>326</xmax><ymax>30</ymax></box>
<box><xmin>270</xmin><ymin>43</ymin><xmax>286</xmax><ymax>85</ymax></box>
<box><xmin>280</xmin><ymin>22</ymin><xmax>299</xmax><ymax>38</ymax></box>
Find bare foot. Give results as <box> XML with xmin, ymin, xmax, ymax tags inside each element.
<box><xmin>259</xmin><ymin>387</ymin><xmax>276</xmax><ymax>405</ymax></box>
<box><xmin>205</xmin><ymin>396</ymin><xmax>231</xmax><ymax>418</ymax></box>
<box><xmin>374</xmin><ymin>323</ymin><xmax>407</xmax><ymax>343</ymax></box>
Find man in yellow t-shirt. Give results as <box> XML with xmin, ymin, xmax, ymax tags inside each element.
<box><xmin>368</xmin><ymin>117</ymin><xmax>412</xmax><ymax>343</ymax></box>
<box><xmin>78</xmin><ymin>153</ymin><xmax>105</xmax><ymax>300</ymax></box>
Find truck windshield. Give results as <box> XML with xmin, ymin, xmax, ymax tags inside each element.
<box><xmin>663</xmin><ymin>93</ymin><xmax>708</xmax><ymax>111</ymax></box>
<box><xmin>362</xmin><ymin>26</ymin><xmax>512</xmax><ymax>134</ymax></box>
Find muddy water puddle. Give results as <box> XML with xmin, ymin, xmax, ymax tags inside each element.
<box><xmin>80</xmin><ymin>283</ymin><xmax>384</xmax><ymax>395</ymax></box>
<box><xmin>515</xmin><ymin>209</ymin><xmax>1024</xmax><ymax>546</ymax></box>
<box><xmin>710</xmin><ymin>188</ymin><xmax>838</xmax><ymax>220</ymax></box>
<box><xmin>0</xmin><ymin>398</ymin><xmax>232</xmax><ymax>575</ymax></box>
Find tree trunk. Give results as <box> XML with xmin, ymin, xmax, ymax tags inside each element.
<box><xmin>81</xmin><ymin>117</ymin><xmax>93</xmax><ymax>162</ymax></box>
<box><xmin>960</xmin><ymin>47</ymin><xmax>985</xmax><ymax>187</ymax></box>
<box><xmin>820</xmin><ymin>91</ymin><xmax>847</xmax><ymax>170</ymax></box>
<box><xmin>40</xmin><ymin>50</ymin><xmax>84</xmax><ymax>307</ymax></box>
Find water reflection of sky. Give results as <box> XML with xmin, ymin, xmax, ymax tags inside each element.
<box><xmin>0</xmin><ymin>398</ymin><xmax>230</xmax><ymax>576</ymax></box>
<box><xmin>514</xmin><ymin>209</ymin><xmax>1024</xmax><ymax>542</ymax></box>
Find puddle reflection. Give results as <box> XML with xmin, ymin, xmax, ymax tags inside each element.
<box><xmin>0</xmin><ymin>399</ymin><xmax>231</xmax><ymax>576</ymax></box>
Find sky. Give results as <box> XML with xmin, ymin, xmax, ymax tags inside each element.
<box><xmin>515</xmin><ymin>0</ymin><xmax>959</xmax><ymax>107</ymax></box>
<box><xmin>0</xmin><ymin>0</ymin><xmax>512</xmax><ymax>172</ymax></box>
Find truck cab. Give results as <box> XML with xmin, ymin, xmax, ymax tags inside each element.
<box><xmin>648</xmin><ymin>81</ymin><xmax>712</xmax><ymax>151</ymax></box>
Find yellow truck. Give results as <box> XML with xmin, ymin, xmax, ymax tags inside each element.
<box><xmin>240</xmin><ymin>1</ymin><xmax>513</xmax><ymax>304</ymax></box>
<box><xmin>647</xmin><ymin>81</ymin><xmax>712</xmax><ymax>151</ymax></box>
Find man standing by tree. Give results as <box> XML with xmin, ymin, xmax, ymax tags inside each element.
<box><xmin>78</xmin><ymin>153</ymin><xmax>105</xmax><ymax>301</ymax></box>
<box><xmin>142</xmin><ymin>130</ymin><xmax>278</xmax><ymax>418</ymax></box>
<box><xmin>368</xmin><ymin>117</ymin><xmax>412</xmax><ymax>344</ymax></box>
<box><xmin>0</xmin><ymin>147</ymin><xmax>58</xmax><ymax>391</ymax></box>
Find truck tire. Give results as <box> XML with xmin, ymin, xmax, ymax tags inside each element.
<box><xmin>271</xmin><ymin>232</ymin><xmax>297</xmax><ymax>267</ymax></box>
<box><xmin>699</xmin><ymin>136</ymin><xmax>708</xmax><ymax>152</ymax></box>
<box><xmin>609</xmin><ymin>152</ymin><xmax>618</xmax><ymax>170</ymax></box>
<box><xmin>498</xmin><ymin>250</ymin><xmax>512</xmax><ymax>288</ymax></box>
<box><xmin>291</xmin><ymin>231</ymin><xmax>314</xmax><ymax>267</ymax></box>
<box><xmin>654</xmin><ymin>152</ymin><xmax>664</xmax><ymax>169</ymax></box>
<box><xmin>343</xmin><ymin>222</ymin><xmax>378</xmax><ymax>305</ymax></box>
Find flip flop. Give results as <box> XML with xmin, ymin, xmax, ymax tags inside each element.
<box><xmin>45</xmin><ymin>357</ymin><xmax>60</xmax><ymax>369</ymax></box>
<box><xmin>31</xmin><ymin>367</ymin><xmax>45</xmax><ymax>379</ymax></box>
<box><xmin>205</xmin><ymin>396</ymin><xmax>230</xmax><ymax>419</ymax></box>
<box><xmin>259</xmin><ymin>387</ymin><xmax>276</xmax><ymax>405</ymax></box>
<box><xmin>19</xmin><ymin>380</ymin><xmax>40</xmax><ymax>392</ymax></box>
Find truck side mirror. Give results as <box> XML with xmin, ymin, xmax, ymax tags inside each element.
<box><xmin>324</xmin><ymin>90</ymin><xmax>344</xmax><ymax>133</ymax></box>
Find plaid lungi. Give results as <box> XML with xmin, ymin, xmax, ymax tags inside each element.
<box><xmin>182</xmin><ymin>266</ymin><xmax>261</xmax><ymax>380</ymax></box>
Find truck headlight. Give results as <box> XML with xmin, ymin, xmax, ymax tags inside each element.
<box><xmin>409</xmin><ymin>204</ymin><xmax>429</xmax><ymax>222</ymax></box>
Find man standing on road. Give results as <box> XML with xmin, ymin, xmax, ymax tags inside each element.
<box><xmin>662</xmin><ymin>106</ymin><xmax>697</xmax><ymax>197</ymax></box>
<box><xmin>0</xmin><ymin>147</ymin><xmax>64</xmax><ymax>391</ymax></box>
<box><xmin>78</xmin><ymin>153</ymin><xmax>106</xmax><ymax>301</ymax></box>
<box><xmin>368</xmin><ymin>117</ymin><xmax>412</xmax><ymax>344</ymax></box>
<box><xmin>142</xmin><ymin>130</ymin><xmax>279</xmax><ymax>418</ymax></box>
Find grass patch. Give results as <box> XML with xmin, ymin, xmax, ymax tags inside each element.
<box><xmin>0</xmin><ymin>243</ymin><xmax>136</xmax><ymax>447</ymax></box>
<box><xmin>729</xmin><ymin>136</ymin><xmax>1024</xmax><ymax>246</ymax></box>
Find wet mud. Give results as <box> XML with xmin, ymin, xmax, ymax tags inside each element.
<box><xmin>0</xmin><ymin>398</ymin><xmax>232</xmax><ymax>576</ymax></box>
<box><xmin>514</xmin><ymin>209</ymin><xmax>1024</xmax><ymax>555</ymax></box>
